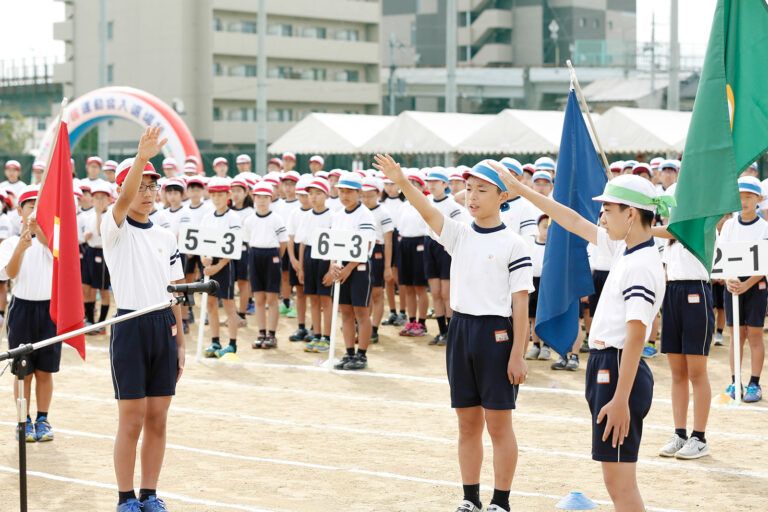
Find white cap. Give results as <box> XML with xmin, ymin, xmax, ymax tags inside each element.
<box><xmin>336</xmin><ymin>171</ymin><xmax>363</xmax><ymax>190</ymax></box>
<box><xmin>207</xmin><ymin>176</ymin><xmax>231</xmax><ymax>193</ymax></box>
<box><xmin>362</xmin><ymin>176</ymin><xmax>384</xmax><ymax>193</ymax></box>
<box><xmin>309</xmin><ymin>155</ymin><xmax>325</xmax><ymax>166</ymax></box>
<box><xmin>213</xmin><ymin>157</ymin><xmax>228</xmax><ymax>167</ymax></box>
<box><xmin>534</xmin><ymin>156</ymin><xmax>556</xmax><ymax>172</ymax></box>
<box><xmin>162</xmin><ymin>157</ymin><xmax>177</xmax><ymax>169</ymax></box>
<box><xmin>592</xmin><ymin>174</ymin><xmax>662</xmax><ymax>213</ymax></box>
<box><xmin>236</xmin><ymin>154</ymin><xmax>252</xmax><ymax>164</ymax></box>
<box><xmin>738</xmin><ymin>176</ymin><xmax>763</xmax><ymax>196</ymax></box>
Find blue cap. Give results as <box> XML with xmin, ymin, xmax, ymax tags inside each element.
<box><xmin>660</xmin><ymin>159</ymin><xmax>680</xmax><ymax>172</ymax></box>
<box><xmin>532</xmin><ymin>170</ymin><xmax>553</xmax><ymax>184</ymax></box>
<box><xmin>426</xmin><ymin>167</ymin><xmax>450</xmax><ymax>182</ymax></box>
<box><xmin>337</xmin><ymin>171</ymin><xmax>363</xmax><ymax>190</ymax></box>
<box><xmin>462</xmin><ymin>160</ymin><xmax>507</xmax><ymax>192</ymax></box>
<box><xmin>534</xmin><ymin>156</ymin><xmax>556</xmax><ymax>171</ymax></box>
<box><xmin>500</xmin><ymin>157</ymin><xmax>523</xmax><ymax>176</ymax></box>
<box><xmin>738</xmin><ymin>176</ymin><xmax>762</xmax><ymax>196</ymax></box>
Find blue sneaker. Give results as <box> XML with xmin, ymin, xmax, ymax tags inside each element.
<box><xmin>141</xmin><ymin>495</ymin><xmax>169</xmax><ymax>511</ymax></box>
<box><xmin>15</xmin><ymin>418</ymin><xmax>35</xmax><ymax>442</ymax></box>
<box><xmin>641</xmin><ymin>344</ymin><xmax>658</xmax><ymax>358</ymax></box>
<box><xmin>116</xmin><ymin>498</ymin><xmax>142</xmax><ymax>512</ymax></box>
<box><xmin>726</xmin><ymin>383</ymin><xmax>743</xmax><ymax>400</ymax></box>
<box><xmin>744</xmin><ymin>384</ymin><xmax>762</xmax><ymax>403</ymax></box>
<box><xmin>34</xmin><ymin>416</ymin><xmax>54</xmax><ymax>442</ymax></box>
<box><xmin>215</xmin><ymin>344</ymin><xmax>236</xmax><ymax>358</ymax></box>
<box><xmin>246</xmin><ymin>301</ymin><xmax>255</xmax><ymax>315</ymax></box>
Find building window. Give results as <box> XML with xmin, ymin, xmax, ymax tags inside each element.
<box><xmin>593</xmin><ymin>19</ymin><xmax>599</xmax><ymax>28</ymax></box>
<box><xmin>268</xmin><ymin>24</ymin><xmax>293</xmax><ymax>36</ymax></box>
<box><xmin>334</xmin><ymin>70</ymin><xmax>359</xmax><ymax>82</ymax></box>
<box><xmin>107</xmin><ymin>21</ymin><xmax>114</xmax><ymax>40</ymax></box>
<box><xmin>227</xmin><ymin>21</ymin><xmax>256</xmax><ymax>33</ymax></box>
<box><xmin>579</xmin><ymin>18</ymin><xmax>586</xmax><ymax>28</ymax></box>
<box><xmin>213</xmin><ymin>62</ymin><xmax>224</xmax><ymax>76</ymax></box>
<box><xmin>213</xmin><ymin>107</ymin><xmax>221</xmax><ymax>121</ymax></box>
<box><xmin>269</xmin><ymin>66</ymin><xmax>297</xmax><ymax>79</ymax></box>
<box><xmin>302</xmin><ymin>27</ymin><xmax>326</xmax><ymax>39</ymax></box>
<box><xmin>37</xmin><ymin>118</ymin><xmax>47</xmax><ymax>130</ymax></box>
<box><xmin>300</xmin><ymin>68</ymin><xmax>326</xmax><ymax>81</ymax></box>
<box><xmin>335</xmin><ymin>29</ymin><xmax>359</xmax><ymax>41</ymax></box>
<box><xmin>229</xmin><ymin>64</ymin><xmax>257</xmax><ymax>77</ymax></box>
<box><xmin>268</xmin><ymin>109</ymin><xmax>293</xmax><ymax>122</ymax></box>
<box><xmin>608</xmin><ymin>20</ymin><xmax>613</xmax><ymax>30</ymax></box>
<box><xmin>344</xmin><ymin>109</ymin><xmax>359</xmax><ymax>115</ymax></box>
<box><xmin>213</xmin><ymin>18</ymin><xmax>222</xmax><ymax>31</ymax></box>
<box><xmin>229</xmin><ymin>108</ymin><xmax>256</xmax><ymax>121</ymax></box>
<box><xmin>107</xmin><ymin>64</ymin><xmax>114</xmax><ymax>83</ymax></box>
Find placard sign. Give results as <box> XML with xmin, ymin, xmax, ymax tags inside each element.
<box><xmin>310</xmin><ymin>228</ymin><xmax>372</xmax><ymax>263</ymax></box>
<box><xmin>179</xmin><ymin>226</ymin><xmax>242</xmax><ymax>260</ymax></box>
<box><xmin>711</xmin><ymin>240</ymin><xmax>768</xmax><ymax>278</ymax></box>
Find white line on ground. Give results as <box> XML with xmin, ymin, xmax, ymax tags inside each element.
<box><xmin>0</xmin><ymin>424</ymin><xmax>686</xmax><ymax>512</ymax></box>
<box><xmin>0</xmin><ymin>465</ymin><xmax>283</xmax><ymax>512</ymax></box>
<box><xmin>3</xmin><ymin>386</ymin><xmax>765</xmax><ymax>482</ymax></box>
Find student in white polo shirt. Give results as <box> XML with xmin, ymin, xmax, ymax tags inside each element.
<box><xmin>2</xmin><ymin>160</ymin><xmax>27</xmax><ymax>198</ymax></box>
<box><xmin>499</xmin><ymin>169</ymin><xmax>668</xmax><ymax>512</ymax></box>
<box><xmin>330</xmin><ymin>172</ymin><xmax>376</xmax><ymax>371</ymax></box>
<box><xmin>498</xmin><ymin>158</ymin><xmax>538</xmax><ymax>238</ymax></box>
<box><xmin>380</xmin><ymin>176</ymin><xmax>407</xmax><ymax>326</ymax></box>
<box><xmin>182</xmin><ymin>176</ymin><xmax>213</xmax><ymax>325</ymax></box>
<box><xmin>101</xmin><ymin>127</ymin><xmax>185</xmax><ymax>512</ymax></box>
<box><xmin>287</xmin><ymin>175</ymin><xmax>313</xmax><ymax>342</ymax></box>
<box><xmin>0</xmin><ymin>185</ymin><xmax>59</xmax><ymax>444</ymax></box>
<box><xmin>82</xmin><ymin>156</ymin><xmax>107</xmax><ymax>190</ymax></box>
<box><xmin>243</xmin><ymin>183</ymin><xmax>289</xmax><ymax>349</ymax></box>
<box><xmin>212</xmin><ymin>157</ymin><xmax>229</xmax><ymax>178</ymax></box>
<box><xmin>282</xmin><ymin>152</ymin><xmax>297</xmax><ymax>172</ymax></box>
<box><xmin>236</xmin><ymin>154</ymin><xmax>252</xmax><ymax>174</ymax></box>
<box><xmin>83</xmin><ymin>182</ymin><xmax>114</xmax><ymax>334</ymax></box>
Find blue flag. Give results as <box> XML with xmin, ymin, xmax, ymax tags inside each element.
<box><xmin>534</xmin><ymin>90</ymin><xmax>607</xmax><ymax>359</ymax></box>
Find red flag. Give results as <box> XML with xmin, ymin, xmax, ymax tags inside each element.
<box><xmin>36</xmin><ymin>122</ymin><xmax>86</xmax><ymax>360</ymax></box>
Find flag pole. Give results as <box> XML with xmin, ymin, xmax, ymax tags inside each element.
<box><xmin>32</xmin><ymin>97</ymin><xmax>69</xmax><ymax>217</ymax></box>
<box><xmin>565</xmin><ymin>60</ymin><xmax>612</xmax><ymax>182</ymax></box>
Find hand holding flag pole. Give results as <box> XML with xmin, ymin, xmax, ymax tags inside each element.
<box><xmin>566</xmin><ymin>60</ymin><xmax>613</xmax><ymax>182</ymax></box>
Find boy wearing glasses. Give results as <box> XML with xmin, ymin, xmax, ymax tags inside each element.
<box><xmin>102</xmin><ymin>127</ymin><xmax>185</xmax><ymax>512</ymax></box>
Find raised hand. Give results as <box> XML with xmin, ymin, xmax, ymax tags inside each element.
<box><xmin>487</xmin><ymin>160</ymin><xmax>523</xmax><ymax>196</ymax></box>
<box><xmin>373</xmin><ymin>154</ymin><xmax>406</xmax><ymax>185</ymax></box>
<box><xmin>137</xmin><ymin>125</ymin><xmax>168</xmax><ymax>161</ymax></box>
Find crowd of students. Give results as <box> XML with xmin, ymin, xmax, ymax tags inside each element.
<box><xmin>0</xmin><ymin>142</ymin><xmax>765</xmax><ymax>511</ymax></box>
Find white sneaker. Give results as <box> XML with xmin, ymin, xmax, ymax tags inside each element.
<box><xmin>455</xmin><ymin>500</ymin><xmax>481</xmax><ymax>512</ymax></box>
<box><xmin>486</xmin><ymin>506</ymin><xmax>510</xmax><ymax>512</ymax></box>
<box><xmin>524</xmin><ymin>345</ymin><xmax>540</xmax><ymax>360</ymax></box>
<box><xmin>658</xmin><ymin>434</ymin><xmax>687</xmax><ymax>457</ymax></box>
<box><xmin>675</xmin><ymin>436</ymin><xmax>709</xmax><ymax>459</ymax></box>
<box><xmin>538</xmin><ymin>346</ymin><xmax>551</xmax><ymax>360</ymax></box>
<box><xmin>713</xmin><ymin>332</ymin><xmax>724</xmax><ymax>346</ymax></box>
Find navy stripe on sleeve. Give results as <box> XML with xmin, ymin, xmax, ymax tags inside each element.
<box><xmin>622</xmin><ymin>285</ymin><xmax>655</xmax><ymax>299</ymax></box>
<box><xmin>508</xmin><ymin>256</ymin><xmax>531</xmax><ymax>268</ymax></box>
<box><xmin>624</xmin><ymin>293</ymin><xmax>654</xmax><ymax>305</ymax></box>
<box><xmin>508</xmin><ymin>262</ymin><xmax>532</xmax><ymax>273</ymax></box>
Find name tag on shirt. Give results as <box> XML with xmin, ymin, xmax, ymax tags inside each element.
<box><xmin>687</xmin><ymin>294</ymin><xmax>700</xmax><ymax>304</ymax></box>
<box><xmin>272</xmin><ymin>256</ymin><xmax>280</xmax><ymax>264</ymax></box>
<box><xmin>416</xmin><ymin>244</ymin><xmax>424</xmax><ymax>252</ymax></box>
<box><xmin>494</xmin><ymin>330</ymin><xmax>509</xmax><ymax>342</ymax></box>
<box><xmin>760</xmin><ymin>282</ymin><xmax>767</xmax><ymax>290</ymax></box>
<box><xmin>95</xmin><ymin>256</ymin><xmax>103</xmax><ymax>263</ymax></box>
<box><xmin>171</xmin><ymin>325</ymin><xmax>178</xmax><ymax>337</ymax></box>
<box><xmin>374</xmin><ymin>252</ymin><xmax>383</xmax><ymax>259</ymax></box>
<box><xmin>597</xmin><ymin>370</ymin><xmax>610</xmax><ymax>384</ymax></box>
<box><xmin>357</xmin><ymin>264</ymin><xmax>367</xmax><ymax>271</ymax></box>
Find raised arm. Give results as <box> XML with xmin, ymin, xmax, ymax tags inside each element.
<box><xmin>651</xmin><ymin>225</ymin><xmax>675</xmax><ymax>239</ymax></box>
<box><xmin>112</xmin><ymin>126</ymin><xmax>167</xmax><ymax>227</ymax></box>
<box><xmin>489</xmin><ymin>161</ymin><xmax>599</xmax><ymax>246</ymax></box>
<box><xmin>373</xmin><ymin>154</ymin><xmax>445</xmax><ymax>236</ymax></box>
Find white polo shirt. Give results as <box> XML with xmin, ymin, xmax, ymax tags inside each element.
<box><xmin>77</xmin><ymin>207</ymin><xmax>93</xmax><ymax>245</ymax></box>
<box><xmin>301</xmin><ymin>208</ymin><xmax>333</xmax><ymax>247</ymax></box>
<box><xmin>85</xmin><ymin>208</ymin><xmax>109</xmax><ymax>247</ymax></box>
<box><xmin>382</xmin><ymin>196</ymin><xmax>405</xmax><ymax>229</ymax></box>
<box><xmin>274</xmin><ymin>198</ymin><xmax>300</xmax><ymax>225</ymax></box>
<box><xmin>288</xmin><ymin>207</ymin><xmax>312</xmax><ymax>245</ymax></box>
<box><xmin>501</xmin><ymin>196</ymin><xmax>538</xmax><ymax>237</ymax></box>
<box><xmin>101</xmin><ymin>213</ymin><xmax>184</xmax><ymax>310</ymax></box>
<box><xmin>531</xmin><ymin>240</ymin><xmax>546</xmax><ymax>278</ymax></box>
<box><xmin>187</xmin><ymin>202</ymin><xmax>214</xmax><ymax>226</ymax></box>
<box><xmin>719</xmin><ymin>214</ymin><xmax>768</xmax><ymax>244</ymax></box>
<box><xmin>327</xmin><ymin>195</ymin><xmax>344</xmax><ymax>213</ymax></box>
<box><xmin>0</xmin><ymin>235</ymin><xmax>52</xmax><ymax>300</ymax></box>
<box><xmin>164</xmin><ymin>205</ymin><xmax>192</xmax><ymax>237</ymax></box>
<box><xmin>331</xmin><ymin>203</ymin><xmax>376</xmax><ymax>257</ymax></box>
<box><xmin>368</xmin><ymin>204</ymin><xmax>394</xmax><ymax>245</ymax></box>
<box><xmin>437</xmin><ymin>218</ymin><xmax>534</xmax><ymax>317</ymax></box>
<box><xmin>663</xmin><ymin>240</ymin><xmax>709</xmax><ymax>281</ymax></box>
<box><xmin>1</xmin><ymin>180</ymin><xmax>27</xmax><ymax>201</ymax></box>
<box><xmin>397</xmin><ymin>202</ymin><xmax>429</xmax><ymax>237</ymax></box>
<box><xmin>0</xmin><ymin>214</ymin><xmax>12</xmax><ymax>241</ymax></box>
<box><xmin>149</xmin><ymin>208</ymin><xmax>171</xmax><ymax>231</ymax></box>
<box><xmin>588</xmin><ymin>228</ymin><xmax>666</xmax><ymax>350</ymax></box>
<box><xmin>242</xmin><ymin>211</ymin><xmax>288</xmax><ymax>249</ymax></box>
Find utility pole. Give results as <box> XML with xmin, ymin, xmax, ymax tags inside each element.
<box><xmin>98</xmin><ymin>0</ymin><xmax>108</xmax><ymax>159</ymax></box>
<box><xmin>388</xmin><ymin>32</ymin><xmax>396</xmax><ymax>116</ymax></box>
<box><xmin>256</xmin><ymin>0</ymin><xmax>267</xmax><ymax>173</ymax></box>
<box><xmin>445</xmin><ymin>0</ymin><xmax>457</xmax><ymax>166</ymax></box>
<box><xmin>668</xmin><ymin>0</ymin><xmax>680</xmax><ymax>111</ymax></box>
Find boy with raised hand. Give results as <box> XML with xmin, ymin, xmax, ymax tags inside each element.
<box><xmin>102</xmin><ymin>126</ymin><xmax>185</xmax><ymax>512</ymax></box>
<box><xmin>0</xmin><ymin>186</ymin><xmax>58</xmax><ymax>443</ymax></box>
<box><xmin>493</xmin><ymin>163</ymin><xmax>667</xmax><ymax>512</ymax></box>
<box><xmin>374</xmin><ymin>155</ymin><xmax>531</xmax><ymax>512</ymax></box>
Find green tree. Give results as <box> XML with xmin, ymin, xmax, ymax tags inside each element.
<box><xmin>0</xmin><ymin>112</ymin><xmax>33</xmax><ymax>154</ymax></box>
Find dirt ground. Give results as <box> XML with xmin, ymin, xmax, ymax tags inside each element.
<box><xmin>1</xmin><ymin>302</ymin><xmax>767</xmax><ymax>512</ymax></box>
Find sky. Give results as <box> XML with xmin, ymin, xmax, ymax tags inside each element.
<box><xmin>0</xmin><ymin>0</ymin><xmax>718</xmax><ymax>65</ymax></box>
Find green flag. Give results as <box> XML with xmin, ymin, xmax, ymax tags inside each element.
<box><xmin>668</xmin><ymin>0</ymin><xmax>768</xmax><ymax>272</ymax></box>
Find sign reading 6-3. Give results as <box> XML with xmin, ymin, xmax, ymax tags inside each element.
<box><xmin>311</xmin><ymin>228</ymin><xmax>372</xmax><ymax>263</ymax></box>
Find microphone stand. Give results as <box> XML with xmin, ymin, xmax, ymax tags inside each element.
<box><xmin>0</xmin><ymin>293</ymin><xmax>194</xmax><ymax>512</ymax></box>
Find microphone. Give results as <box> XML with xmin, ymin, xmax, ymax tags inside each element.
<box><xmin>167</xmin><ymin>281</ymin><xmax>220</xmax><ymax>295</ymax></box>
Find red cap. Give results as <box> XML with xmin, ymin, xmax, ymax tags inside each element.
<box><xmin>115</xmin><ymin>158</ymin><xmax>161</xmax><ymax>185</ymax></box>
<box><xmin>268</xmin><ymin>157</ymin><xmax>283</xmax><ymax>168</ymax></box>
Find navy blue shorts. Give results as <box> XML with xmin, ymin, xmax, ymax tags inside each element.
<box><xmin>288</xmin><ymin>243</ymin><xmax>302</xmax><ymax>287</ymax></box>
<box><xmin>661</xmin><ymin>280</ymin><xmax>714</xmax><ymax>355</ymax></box>
<box><xmin>423</xmin><ymin>236</ymin><xmax>451</xmax><ymax>280</ymax></box>
<box><xmin>529</xmin><ymin>276</ymin><xmax>540</xmax><ymax>319</ymax></box>
<box><xmin>711</xmin><ymin>281</ymin><xmax>725</xmax><ymax>309</ymax></box>
<box><xmin>724</xmin><ymin>277</ymin><xmax>768</xmax><ymax>327</ymax></box>
<box><xmin>249</xmin><ymin>247</ymin><xmax>282</xmax><ymax>293</ymax></box>
<box><xmin>83</xmin><ymin>246</ymin><xmax>110</xmax><ymax>289</ymax></box>
<box><xmin>446</xmin><ymin>311</ymin><xmax>519</xmax><ymax>410</ymax></box>
<box><xmin>589</xmin><ymin>270</ymin><xmax>609</xmax><ymax>316</ymax></box>
<box><xmin>185</xmin><ymin>254</ymin><xmax>203</xmax><ymax>276</ymax></box>
<box><xmin>281</xmin><ymin>250</ymin><xmax>291</xmax><ymax>272</ymax></box>
<box><xmin>79</xmin><ymin>243</ymin><xmax>87</xmax><ymax>283</ymax></box>
<box><xmin>302</xmin><ymin>246</ymin><xmax>332</xmax><ymax>296</ymax></box>
<box><xmin>392</xmin><ymin>229</ymin><xmax>401</xmax><ymax>269</ymax></box>
<box><xmin>398</xmin><ymin>236</ymin><xmax>427</xmax><ymax>287</ymax></box>
<box><xmin>371</xmin><ymin>243</ymin><xmax>385</xmax><ymax>287</ymax></box>
<box><xmin>233</xmin><ymin>244</ymin><xmax>249</xmax><ymax>281</ymax></box>
<box><xmin>339</xmin><ymin>260</ymin><xmax>372</xmax><ymax>307</ymax></box>
<box><xmin>585</xmin><ymin>348</ymin><xmax>653</xmax><ymax>463</ymax></box>
<box><xmin>210</xmin><ymin>259</ymin><xmax>235</xmax><ymax>300</ymax></box>
<box><xmin>110</xmin><ymin>307</ymin><xmax>178</xmax><ymax>400</ymax></box>
<box><xmin>7</xmin><ymin>298</ymin><xmax>60</xmax><ymax>375</ymax></box>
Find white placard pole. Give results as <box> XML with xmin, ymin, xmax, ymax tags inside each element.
<box><xmin>327</xmin><ymin>264</ymin><xmax>342</xmax><ymax>372</ymax></box>
<box><xmin>195</xmin><ymin>274</ymin><xmax>211</xmax><ymax>362</ymax></box>
<box><xmin>732</xmin><ymin>292</ymin><xmax>742</xmax><ymax>405</ymax></box>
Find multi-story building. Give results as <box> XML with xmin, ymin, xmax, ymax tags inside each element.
<box><xmin>53</xmin><ymin>0</ymin><xmax>381</xmax><ymax>150</ymax></box>
<box><xmin>382</xmin><ymin>0</ymin><xmax>636</xmax><ymax>69</ymax></box>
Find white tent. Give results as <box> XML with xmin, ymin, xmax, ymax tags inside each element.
<box><xmin>595</xmin><ymin>107</ymin><xmax>692</xmax><ymax>154</ymax></box>
<box><xmin>458</xmin><ymin>109</ymin><xmax>565</xmax><ymax>154</ymax></box>
<box><xmin>267</xmin><ymin>114</ymin><xmax>395</xmax><ymax>154</ymax></box>
<box><xmin>358</xmin><ymin>111</ymin><xmax>494</xmax><ymax>154</ymax></box>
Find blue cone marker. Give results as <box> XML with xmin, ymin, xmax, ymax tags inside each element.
<box><xmin>555</xmin><ymin>492</ymin><xmax>597</xmax><ymax>510</ymax></box>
